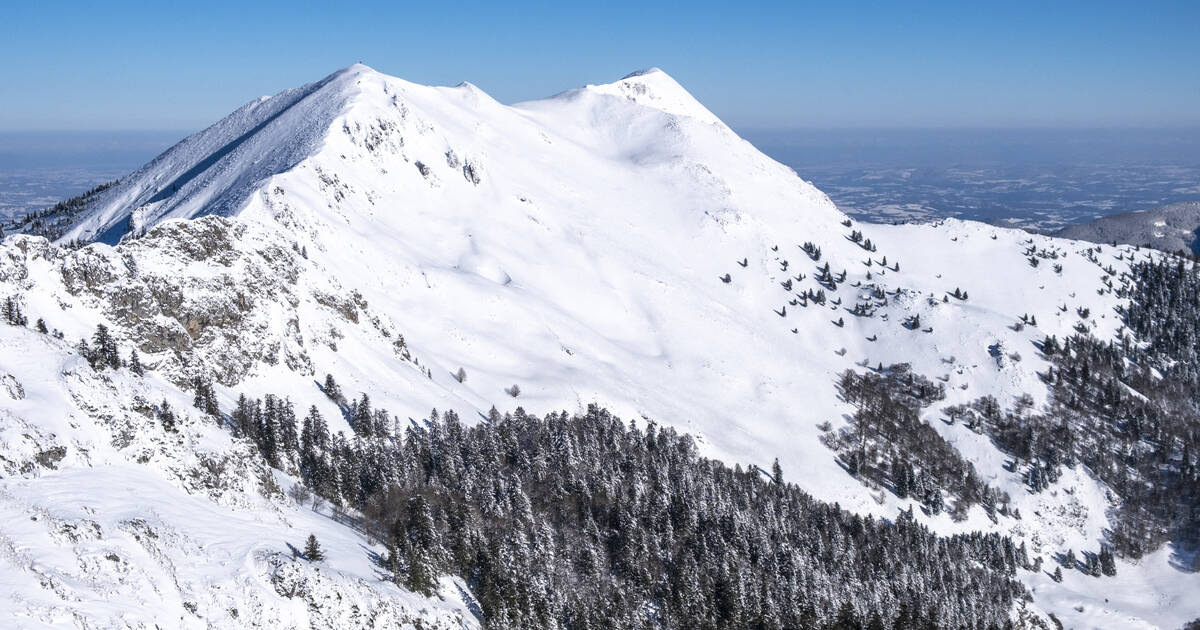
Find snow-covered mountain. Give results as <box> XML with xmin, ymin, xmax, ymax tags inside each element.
<box><xmin>3</xmin><ymin>64</ymin><xmax>1199</xmax><ymax>629</ymax></box>
<box><xmin>1055</xmin><ymin>201</ymin><xmax>1200</xmax><ymax>256</ymax></box>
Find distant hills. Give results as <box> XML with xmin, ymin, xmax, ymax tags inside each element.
<box><xmin>1055</xmin><ymin>201</ymin><xmax>1200</xmax><ymax>255</ymax></box>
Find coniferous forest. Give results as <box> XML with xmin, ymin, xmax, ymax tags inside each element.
<box><xmin>228</xmin><ymin>397</ymin><xmax>1022</xmax><ymax>630</ymax></box>
<box><xmin>943</xmin><ymin>258</ymin><xmax>1200</xmax><ymax>559</ymax></box>
<box><xmin>828</xmin><ymin>255</ymin><xmax>1200</xmax><ymax>565</ymax></box>
<box><xmin>1</xmin><ymin>180</ymin><xmax>117</xmax><ymax>243</ymax></box>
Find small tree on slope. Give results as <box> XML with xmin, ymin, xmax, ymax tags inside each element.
<box><xmin>304</xmin><ymin>534</ymin><xmax>324</xmax><ymax>561</ymax></box>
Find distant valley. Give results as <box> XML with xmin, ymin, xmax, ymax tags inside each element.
<box><xmin>747</xmin><ymin>127</ymin><xmax>1200</xmax><ymax>231</ymax></box>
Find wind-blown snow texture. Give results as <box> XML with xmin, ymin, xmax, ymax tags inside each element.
<box><xmin>3</xmin><ymin>64</ymin><xmax>1199</xmax><ymax>628</ymax></box>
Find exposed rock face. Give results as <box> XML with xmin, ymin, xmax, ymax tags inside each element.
<box><xmin>1</xmin><ymin>373</ymin><xmax>22</xmax><ymax>400</ymax></box>
<box><xmin>0</xmin><ymin>216</ymin><xmax>417</xmax><ymax>387</ymax></box>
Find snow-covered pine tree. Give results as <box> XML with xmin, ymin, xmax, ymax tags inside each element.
<box><xmin>1099</xmin><ymin>545</ymin><xmax>1117</xmax><ymax>576</ymax></box>
<box><xmin>322</xmin><ymin>373</ymin><xmax>342</xmax><ymax>402</ymax></box>
<box><xmin>2</xmin><ymin>296</ymin><xmax>27</xmax><ymax>326</ymax></box>
<box><xmin>90</xmin><ymin>324</ymin><xmax>119</xmax><ymax>369</ymax></box>
<box><xmin>157</xmin><ymin>400</ymin><xmax>177</xmax><ymax>433</ymax></box>
<box><xmin>128</xmin><ymin>349</ymin><xmax>144</xmax><ymax>376</ymax></box>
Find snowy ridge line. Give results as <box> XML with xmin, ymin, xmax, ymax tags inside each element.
<box><xmin>61</xmin><ymin>65</ymin><xmax>368</xmax><ymax>245</ymax></box>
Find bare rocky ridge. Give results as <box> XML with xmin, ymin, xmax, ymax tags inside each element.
<box><xmin>1</xmin><ymin>216</ymin><xmax>420</xmax><ymax>387</ymax></box>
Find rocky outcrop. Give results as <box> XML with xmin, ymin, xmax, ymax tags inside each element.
<box><xmin>1</xmin><ymin>216</ymin><xmax>416</xmax><ymax>387</ymax></box>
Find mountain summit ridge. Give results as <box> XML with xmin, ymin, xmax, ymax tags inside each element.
<box><xmin>579</xmin><ymin>65</ymin><xmax>726</xmax><ymax>127</ymax></box>
<box><xmin>54</xmin><ymin>64</ymin><xmax>732</xmax><ymax>245</ymax></box>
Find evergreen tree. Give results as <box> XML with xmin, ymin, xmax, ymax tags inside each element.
<box><xmin>891</xmin><ymin>603</ymin><xmax>914</xmax><ymax>630</ymax></box>
<box><xmin>96</xmin><ymin>324</ymin><xmax>118</xmax><ymax>368</ymax></box>
<box><xmin>893</xmin><ymin>460</ymin><xmax>912</xmax><ymax>499</ymax></box>
<box><xmin>404</xmin><ymin>542</ymin><xmax>437</xmax><ymax>595</ymax></box>
<box><xmin>303</xmin><ymin>533</ymin><xmax>324</xmax><ymax>561</ymax></box>
<box><xmin>299</xmin><ymin>405</ymin><xmax>325</xmax><ymax>487</ymax></box>
<box><xmin>277</xmin><ymin>398</ymin><xmax>299</xmax><ymax>466</ymax></box>
<box><xmin>829</xmin><ymin>601</ymin><xmax>861</xmax><ymax>630</ymax></box>
<box><xmin>90</xmin><ymin>324</ymin><xmax>119</xmax><ymax>369</ymax></box>
<box><xmin>157</xmin><ymin>400</ymin><xmax>177</xmax><ymax>433</ymax></box>
<box><xmin>232</xmin><ymin>393</ymin><xmax>255</xmax><ymax>439</ymax></box>
<box><xmin>322</xmin><ymin>373</ymin><xmax>341</xmax><ymax>401</ymax></box>
<box><xmin>1099</xmin><ymin>545</ymin><xmax>1117</xmax><ymax>576</ymax></box>
<box><xmin>259</xmin><ymin>395</ymin><xmax>280</xmax><ymax>467</ymax></box>
<box><xmin>351</xmin><ymin>393</ymin><xmax>373</xmax><ymax>436</ymax></box>
<box><xmin>128</xmin><ymin>349</ymin><xmax>144</xmax><ymax>376</ymax></box>
<box><xmin>2</xmin><ymin>296</ymin><xmax>27</xmax><ymax>326</ymax></box>
<box><xmin>191</xmin><ymin>376</ymin><xmax>219</xmax><ymax>418</ymax></box>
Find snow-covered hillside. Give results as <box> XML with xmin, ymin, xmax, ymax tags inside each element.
<box><xmin>3</xmin><ymin>64</ymin><xmax>1199</xmax><ymax>628</ymax></box>
<box><xmin>0</xmin><ymin>308</ymin><xmax>478</xmax><ymax>628</ymax></box>
<box><xmin>1055</xmin><ymin>201</ymin><xmax>1200</xmax><ymax>256</ymax></box>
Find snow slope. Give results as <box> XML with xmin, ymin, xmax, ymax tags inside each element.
<box><xmin>3</xmin><ymin>64</ymin><xmax>1199</xmax><ymax>628</ymax></box>
<box><xmin>61</xmin><ymin>68</ymin><xmax>365</xmax><ymax>245</ymax></box>
<box><xmin>0</xmin><ymin>317</ymin><xmax>477</xmax><ymax>629</ymax></box>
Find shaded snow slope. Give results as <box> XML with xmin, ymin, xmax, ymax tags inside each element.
<box><xmin>60</xmin><ymin>65</ymin><xmax>372</xmax><ymax>245</ymax></box>
<box><xmin>3</xmin><ymin>64</ymin><xmax>1199</xmax><ymax>628</ymax></box>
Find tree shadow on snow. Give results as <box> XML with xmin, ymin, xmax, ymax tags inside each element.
<box><xmin>1168</xmin><ymin>541</ymin><xmax>1200</xmax><ymax>573</ymax></box>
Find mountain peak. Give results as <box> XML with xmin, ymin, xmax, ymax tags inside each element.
<box><xmin>620</xmin><ymin>67</ymin><xmax>665</xmax><ymax>80</ymax></box>
<box><xmin>336</xmin><ymin>62</ymin><xmax>378</xmax><ymax>77</ymax></box>
<box><xmin>586</xmin><ymin>67</ymin><xmax>724</xmax><ymax>126</ymax></box>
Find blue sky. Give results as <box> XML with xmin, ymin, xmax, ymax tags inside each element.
<box><xmin>1</xmin><ymin>1</ymin><xmax>1197</xmax><ymax>131</ymax></box>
